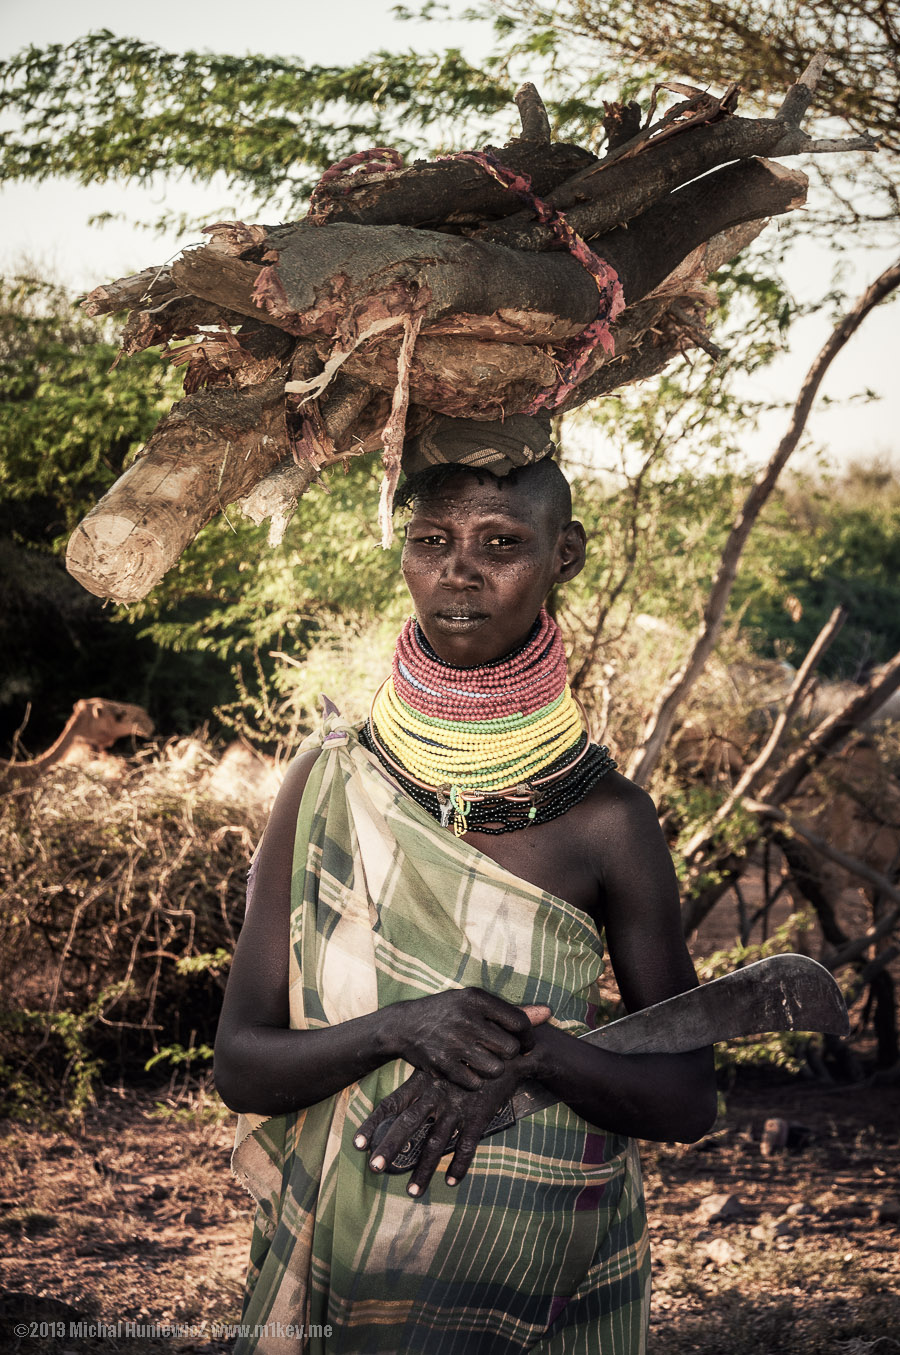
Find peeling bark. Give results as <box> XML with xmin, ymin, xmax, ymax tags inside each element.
<box><xmin>313</xmin><ymin>140</ymin><xmax>595</xmax><ymax>229</ymax></box>
<box><xmin>335</xmin><ymin>334</ymin><xmax>560</xmax><ymax>418</ymax></box>
<box><xmin>83</xmin><ymin>266</ymin><xmax>178</xmax><ymax>317</ymax></box>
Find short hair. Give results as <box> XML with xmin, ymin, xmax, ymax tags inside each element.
<box><xmin>393</xmin><ymin>459</ymin><xmax>573</xmax><ymax>533</ymax></box>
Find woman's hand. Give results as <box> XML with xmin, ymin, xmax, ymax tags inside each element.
<box><xmin>383</xmin><ymin>989</ymin><xmax>550</xmax><ymax>1090</ymax></box>
<box><xmin>354</xmin><ymin>1057</ymin><xmax>534</xmax><ymax>1198</ymax></box>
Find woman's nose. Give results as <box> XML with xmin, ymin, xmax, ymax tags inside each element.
<box><xmin>440</xmin><ymin>547</ymin><xmax>481</xmax><ymax>589</ymax></box>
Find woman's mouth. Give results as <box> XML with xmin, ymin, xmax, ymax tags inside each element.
<box><xmin>432</xmin><ymin>611</ymin><xmax>488</xmax><ymax>631</ymax></box>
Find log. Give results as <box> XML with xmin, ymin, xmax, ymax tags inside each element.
<box><xmin>602</xmin><ymin>100</ymin><xmax>643</xmax><ymax>154</ymax></box>
<box><xmin>83</xmin><ymin>266</ymin><xmax>178</xmax><ymax>317</ymax></box>
<box><xmin>66</xmin><ymin>377</ymin><xmax>290</xmax><ymax>603</ymax></box>
<box><xmin>65</xmin><ymin>174</ymin><xmax>803</xmax><ymax>600</ymax></box>
<box><xmin>559</xmin><ymin>158</ymin><xmax>807</xmax><ymax>308</ymax></box>
<box><xmin>173</xmin><ymin>221</ymin><xmax>600</xmax><ymax>340</ymax></box>
<box><xmin>481</xmin><ymin>57</ymin><xmax>875</xmax><ymax>253</ymax></box>
<box><xmin>119</xmin><ymin>294</ymin><xmax>255</xmax><ymax>357</ymax></box>
<box><xmin>555</xmin><ymin>206</ymin><xmax>791</xmax><ymax>411</ymax></box>
<box><xmin>312</xmin><ymin>140</ymin><xmax>596</xmax><ymax>229</ymax></box>
<box><xmin>480</xmin><ymin>117</ymin><xmax>802</xmax><ymax>250</ymax></box>
<box><xmin>334</xmin><ymin>334</ymin><xmax>559</xmax><ymax>418</ymax></box>
<box><xmin>168</xmin><ymin>157</ymin><xmax>803</xmax><ymax>403</ymax></box>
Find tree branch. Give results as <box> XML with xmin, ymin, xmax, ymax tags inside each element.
<box><xmin>680</xmin><ymin>648</ymin><xmax>900</xmax><ymax>935</ymax></box>
<box><xmin>760</xmin><ymin>649</ymin><xmax>900</xmax><ymax>808</ymax></box>
<box><xmin>777</xmin><ymin>51</ymin><xmax>828</xmax><ymax>126</ymax></box>
<box><xmin>681</xmin><ymin>605</ymin><xmax>847</xmax><ymax>860</ymax></box>
<box><xmin>744</xmin><ymin>799</ymin><xmax>900</xmax><ymax>916</ymax></box>
<box><xmin>627</xmin><ymin>257</ymin><xmax>900</xmax><ymax>788</ymax></box>
<box><xmin>511</xmin><ymin>83</ymin><xmax>552</xmax><ymax>144</ymax></box>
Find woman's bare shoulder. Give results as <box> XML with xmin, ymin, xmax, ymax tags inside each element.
<box><xmin>578</xmin><ymin>767</ymin><xmax>664</xmax><ymax>846</ymax></box>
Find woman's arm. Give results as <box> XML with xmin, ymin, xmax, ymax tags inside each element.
<box><xmin>526</xmin><ymin>774</ymin><xmax>717</xmax><ymax>1144</ymax></box>
<box><xmin>213</xmin><ymin>750</ymin><xmax>542</xmax><ymax>1116</ymax></box>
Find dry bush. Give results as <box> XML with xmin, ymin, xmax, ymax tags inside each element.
<box><xmin>0</xmin><ymin>760</ymin><xmax>267</xmax><ymax>1118</ymax></box>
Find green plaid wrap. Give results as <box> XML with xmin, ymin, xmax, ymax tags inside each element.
<box><xmin>232</xmin><ymin>711</ymin><xmax>650</xmax><ymax>1354</ymax></box>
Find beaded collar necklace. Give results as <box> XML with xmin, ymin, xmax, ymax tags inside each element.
<box><xmin>362</xmin><ymin>609</ymin><xmax>617</xmax><ymax>835</ymax></box>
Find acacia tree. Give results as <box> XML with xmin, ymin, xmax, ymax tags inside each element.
<box><xmin>470</xmin><ymin>0</ymin><xmax>900</xmax><ymax>236</ymax></box>
<box><xmin>3</xmin><ymin>4</ymin><xmax>895</xmax><ymax>219</ymax></box>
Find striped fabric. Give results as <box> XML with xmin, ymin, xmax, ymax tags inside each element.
<box><xmin>232</xmin><ymin>711</ymin><xmax>650</xmax><ymax>1354</ymax></box>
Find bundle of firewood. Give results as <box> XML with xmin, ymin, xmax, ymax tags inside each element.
<box><xmin>69</xmin><ymin>58</ymin><xmax>875</xmax><ymax>603</ymax></box>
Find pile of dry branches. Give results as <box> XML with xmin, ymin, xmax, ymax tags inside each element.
<box><xmin>0</xmin><ymin>762</ymin><xmax>265</xmax><ymax>1113</ymax></box>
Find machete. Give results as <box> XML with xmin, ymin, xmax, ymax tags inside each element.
<box><xmin>372</xmin><ymin>952</ymin><xmax>849</xmax><ymax>1172</ymax></box>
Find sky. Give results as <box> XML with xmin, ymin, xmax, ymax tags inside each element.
<box><xmin>2</xmin><ymin>0</ymin><xmax>897</xmax><ymax>473</ymax></box>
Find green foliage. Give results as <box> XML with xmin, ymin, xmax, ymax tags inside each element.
<box><xmin>0</xmin><ymin>275</ymin><xmax>176</xmax><ymax>542</ymax></box>
<box><xmin>669</xmin><ymin>791</ymin><xmax>759</xmax><ymax>878</ymax></box>
<box><xmin>0</xmin><ymin>981</ymin><xmax>131</xmax><ymax>1122</ymax></box>
<box><xmin>0</xmin><ymin>31</ymin><xmax>517</xmax><ymax>215</ymax></box>
<box><xmin>734</xmin><ymin>463</ymin><xmax>900</xmax><ymax>676</ymax></box>
<box><xmin>128</xmin><ymin>454</ymin><xmax>406</xmax><ymax>663</ymax></box>
<box><xmin>174</xmin><ymin>949</ymin><xmax>232</xmax><ymax>977</ymax></box>
<box><xmin>144</xmin><ymin>1041</ymin><xmax>214</xmax><ymax>1073</ymax></box>
<box><xmin>8</xmin><ymin>2</ymin><xmax>893</xmax><ymax>236</ymax></box>
<box><xmin>0</xmin><ymin>275</ymin><xmax>229</xmax><ymax>744</ymax></box>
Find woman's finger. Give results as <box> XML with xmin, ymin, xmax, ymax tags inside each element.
<box><xmin>441</xmin><ymin>1060</ymin><xmax>485</xmax><ymax>1091</ymax></box>
<box><xmin>457</xmin><ymin>1046</ymin><xmax>506</xmax><ymax>1079</ymax></box>
<box><xmin>444</xmin><ymin>1124</ymin><xmax>484</xmax><ymax>1188</ymax></box>
<box><xmin>354</xmin><ymin>1073</ymin><xmax>427</xmax><ymax>1149</ymax></box>
<box><xmin>406</xmin><ymin>1115</ymin><xmax>459</xmax><ymax>1198</ymax></box>
<box><xmin>367</xmin><ymin>1098</ymin><xmax>435</xmax><ymax>1173</ymax></box>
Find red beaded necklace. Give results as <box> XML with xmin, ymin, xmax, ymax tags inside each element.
<box><xmin>391</xmin><ymin>609</ymin><xmax>567</xmax><ymax>720</ymax></box>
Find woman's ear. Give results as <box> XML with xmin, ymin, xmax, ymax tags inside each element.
<box><xmin>556</xmin><ymin>521</ymin><xmax>586</xmax><ymax>583</ymax></box>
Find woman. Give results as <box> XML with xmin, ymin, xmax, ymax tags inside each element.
<box><xmin>215</xmin><ymin>421</ymin><xmax>716</xmax><ymax>1354</ymax></box>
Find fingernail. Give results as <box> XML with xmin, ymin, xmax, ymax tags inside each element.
<box><xmin>446</xmin><ymin>1177</ymin><xmax>458</xmax><ymax>1187</ymax></box>
<box><xmin>370</xmin><ymin>1156</ymin><xmax>385</xmax><ymax>1171</ymax></box>
<box><xmin>354</xmin><ymin>1134</ymin><xmax>366</xmax><ymax>1148</ymax></box>
<box><xmin>407</xmin><ymin>1184</ymin><xmax>419</xmax><ymax>1196</ymax></box>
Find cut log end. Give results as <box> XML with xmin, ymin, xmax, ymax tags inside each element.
<box><xmin>66</xmin><ymin>514</ymin><xmax>176</xmax><ymax>604</ymax></box>
<box><xmin>512</xmin><ymin>84</ymin><xmax>552</xmax><ymax>145</ymax></box>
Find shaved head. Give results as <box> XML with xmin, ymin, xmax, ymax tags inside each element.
<box><xmin>394</xmin><ymin>459</ymin><xmax>574</xmax><ymax>536</ymax></box>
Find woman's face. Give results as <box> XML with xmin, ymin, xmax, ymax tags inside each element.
<box><xmin>400</xmin><ymin>472</ymin><xmax>585</xmax><ymax>667</ymax></box>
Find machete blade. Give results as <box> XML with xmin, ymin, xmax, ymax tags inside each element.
<box><xmin>512</xmin><ymin>953</ymin><xmax>848</xmax><ymax>1119</ymax></box>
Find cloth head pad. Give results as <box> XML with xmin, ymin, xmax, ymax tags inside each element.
<box><xmin>402</xmin><ymin>413</ymin><xmax>556</xmax><ymax>478</ymax></box>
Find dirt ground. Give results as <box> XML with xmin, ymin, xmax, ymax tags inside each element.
<box><xmin>1</xmin><ymin>1074</ymin><xmax>898</xmax><ymax>1355</ymax></box>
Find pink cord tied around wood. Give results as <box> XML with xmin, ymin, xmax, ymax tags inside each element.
<box><xmin>306</xmin><ymin>147</ymin><xmax>405</xmax><ymax>225</ymax></box>
<box><xmin>437</xmin><ymin>150</ymin><xmax>625</xmax><ymax>412</ymax></box>
<box><xmin>295</xmin><ymin>142</ymin><xmax>624</xmax><ymax>542</ymax></box>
